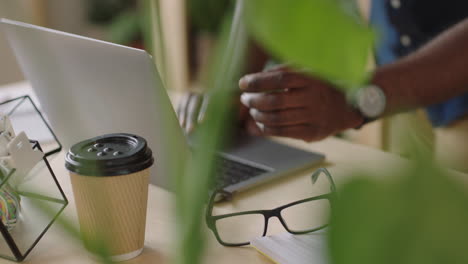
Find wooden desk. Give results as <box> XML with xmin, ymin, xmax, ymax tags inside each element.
<box><xmin>1</xmin><ymin>82</ymin><xmax>466</xmax><ymax>264</ymax></box>
<box><xmin>23</xmin><ymin>138</ymin><xmax>466</xmax><ymax>264</ymax></box>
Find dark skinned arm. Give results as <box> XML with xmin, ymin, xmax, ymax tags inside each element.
<box><xmin>239</xmin><ymin>19</ymin><xmax>468</xmax><ymax>142</ymax></box>
<box><xmin>375</xmin><ymin>18</ymin><xmax>468</xmax><ymax>114</ymax></box>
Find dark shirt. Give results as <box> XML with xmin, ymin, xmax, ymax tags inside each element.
<box><xmin>371</xmin><ymin>0</ymin><xmax>468</xmax><ymax>126</ymax></box>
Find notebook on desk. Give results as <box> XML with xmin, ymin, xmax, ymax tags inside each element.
<box><xmin>251</xmin><ymin>232</ymin><xmax>328</xmax><ymax>264</ymax></box>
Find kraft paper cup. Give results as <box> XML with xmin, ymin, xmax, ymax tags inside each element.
<box><xmin>65</xmin><ymin>134</ymin><xmax>154</xmax><ymax>261</ymax></box>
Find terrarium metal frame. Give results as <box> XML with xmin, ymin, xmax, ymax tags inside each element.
<box><xmin>0</xmin><ymin>95</ymin><xmax>66</xmax><ymax>261</ymax></box>
<box><xmin>0</xmin><ymin>95</ymin><xmax>62</xmax><ymax>157</ymax></box>
<box><xmin>0</xmin><ymin>140</ymin><xmax>68</xmax><ymax>262</ymax></box>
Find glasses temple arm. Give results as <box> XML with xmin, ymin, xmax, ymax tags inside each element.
<box><xmin>311</xmin><ymin>168</ymin><xmax>337</xmax><ymax>193</ymax></box>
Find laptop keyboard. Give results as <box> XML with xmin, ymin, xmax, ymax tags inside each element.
<box><xmin>215</xmin><ymin>156</ymin><xmax>269</xmax><ymax>187</ymax></box>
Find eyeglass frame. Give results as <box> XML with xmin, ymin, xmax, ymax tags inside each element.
<box><xmin>205</xmin><ymin>168</ymin><xmax>337</xmax><ymax>247</ymax></box>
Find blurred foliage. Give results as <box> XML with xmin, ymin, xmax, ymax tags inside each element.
<box><xmin>187</xmin><ymin>0</ymin><xmax>232</xmax><ymax>34</ymax></box>
<box><xmin>328</xmin><ymin>119</ymin><xmax>468</xmax><ymax>264</ymax></box>
<box><xmin>86</xmin><ymin>0</ymin><xmax>135</xmax><ymax>24</ymax></box>
<box><xmin>138</xmin><ymin>3</ymin><xmax>247</xmax><ymax>264</ymax></box>
<box><xmin>107</xmin><ymin>10</ymin><xmax>141</xmax><ymax>45</ymax></box>
<box><xmin>329</xmin><ymin>162</ymin><xmax>468</xmax><ymax>264</ymax></box>
<box><xmin>32</xmin><ymin>197</ymin><xmax>114</xmax><ymax>263</ymax></box>
<box><xmin>242</xmin><ymin>1</ymin><xmax>468</xmax><ymax>264</ymax></box>
<box><xmin>244</xmin><ymin>0</ymin><xmax>375</xmax><ymax>91</ymax></box>
<box><xmin>87</xmin><ymin>0</ymin><xmax>142</xmax><ymax>46</ymax></box>
<box><xmin>173</xmin><ymin>1</ymin><xmax>247</xmax><ymax>264</ymax></box>
<box><xmin>88</xmin><ymin>0</ymin><xmax>234</xmax><ymax>45</ymax></box>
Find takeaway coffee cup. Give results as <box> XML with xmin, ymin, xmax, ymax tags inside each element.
<box><xmin>65</xmin><ymin>133</ymin><xmax>154</xmax><ymax>261</ymax></box>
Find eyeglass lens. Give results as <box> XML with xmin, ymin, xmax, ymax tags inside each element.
<box><xmin>214</xmin><ymin>198</ymin><xmax>330</xmax><ymax>245</ymax></box>
<box><xmin>215</xmin><ymin>213</ymin><xmax>265</xmax><ymax>245</ymax></box>
<box><xmin>281</xmin><ymin>198</ymin><xmax>330</xmax><ymax>232</ymax></box>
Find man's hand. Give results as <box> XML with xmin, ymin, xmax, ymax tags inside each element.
<box><xmin>177</xmin><ymin>91</ymin><xmax>263</xmax><ymax>135</ymax></box>
<box><xmin>239</xmin><ymin>68</ymin><xmax>364</xmax><ymax>142</ymax></box>
<box><xmin>177</xmin><ymin>92</ymin><xmax>205</xmax><ymax>134</ymax></box>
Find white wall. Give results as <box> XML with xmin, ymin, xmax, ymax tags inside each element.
<box><xmin>46</xmin><ymin>0</ymin><xmax>89</xmax><ymax>35</ymax></box>
<box><xmin>0</xmin><ymin>0</ymin><xmax>102</xmax><ymax>86</ymax></box>
<box><xmin>0</xmin><ymin>1</ymin><xmax>32</xmax><ymax>85</ymax></box>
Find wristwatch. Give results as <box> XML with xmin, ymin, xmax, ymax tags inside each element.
<box><xmin>353</xmin><ymin>84</ymin><xmax>387</xmax><ymax>124</ymax></box>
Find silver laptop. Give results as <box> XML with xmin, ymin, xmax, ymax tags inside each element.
<box><xmin>0</xmin><ymin>19</ymin><xmax>325</xmax><ymax>196</ymax></box>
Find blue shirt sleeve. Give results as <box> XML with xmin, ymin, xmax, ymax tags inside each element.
<box><xmin>371</xmin><ymin>0</ymin><xmax>468</xmax><ymax>127</ymax></box>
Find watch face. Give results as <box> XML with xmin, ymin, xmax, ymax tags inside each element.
<box><xmin>357</xmin><ymin>85</ymin><xmax>386</xmax><ymax>118</ymax></box>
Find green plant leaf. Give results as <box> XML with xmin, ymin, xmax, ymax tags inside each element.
<box><xmin>141</xmin><ymin>0</ymin><xmax>169</xmax><ymax>87</ymax></box>
<box><xmin>245</xmin><ymin>0</ymin><xmax>375</xmax><ymax>91</ymax></box>
<box><xmin>329</xmin><ymin>164</ymin><xmax>468</xmax><ymax>264</ymax></box>
<box><xmin>174</xmin><ymin>1</ymin><xmax>248</xmax><ymax>264</ymax></box>
<box><xmin>108</xmin><ymin>10</ymin><xmax>140</xmax><ymax>45</ymax></box>
<box><xmin>31</xmin><ymin>197</ymin><xmax>114</xmax><ymax>264</ymax></box>
<box><xmin>188</xmin><ymin>0</ymin><xmax>232</xmax><ymax>34</ymax></box>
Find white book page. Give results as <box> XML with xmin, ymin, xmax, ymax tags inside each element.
<box><xmin>250</xmin><ymin>232</ymin><xmax>328</xmax><ymax>264</ymax></box>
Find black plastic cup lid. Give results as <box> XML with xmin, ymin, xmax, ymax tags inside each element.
<box><xmin>65</xmin><ymin>133</ymin><xmax>154</xmax><ymax>177</ymax></box>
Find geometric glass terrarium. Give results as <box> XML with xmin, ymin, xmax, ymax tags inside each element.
<box><xmin>0</xmin><ymin>95</ymin><xmax>62</xmax><ymax>157</ymax></box>
<box><xmin>0</xmin><ymin>96</ymin><xmax>67</xmax><ymax>262</ymax></box>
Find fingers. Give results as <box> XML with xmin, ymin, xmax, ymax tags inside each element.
<box><xmin>186</xmin><ymin>93</ymin><xmax>202</xmax><ymax>133</ymax></box>
<box><xmin>197</xmin><ymin>93</ymin><xmax>210</xmax><ymax>123</ymax></box>
<box><xmin>247</xmin><ymin>107</ymin><xmax>323</xmax><ymax>141</ymax></box>
<box><xmin>177</xmin><ymin>92</ymin><xmax>203</xmax><ymax>133</ymax></box>
<box><xmin>249</xmin><ymin>108</ymin><xmax>309</xmax><ymax>127</ymax></box>
<box><xmin>245</xmin><ymin>116</ymin><xmax>263</xmax><ymax>136</ymax></box>
<box><xmin>239</xmin><ymin>71</ymin><xmax>312</xmax><ymax>92</ymax></box>
<box><xmin>177</xmin><ymin>93</ymin><xmax>191</xmax><ymax>127</ymax></box>
<box><xmin>240</xmin><ymin>89</ymin><xmax>307</xmax><ymax>111</ymax></box>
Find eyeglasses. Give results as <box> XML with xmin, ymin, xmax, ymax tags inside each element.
<box><xmin>206</xmin><ymin>168</ymin><xmax>336</xmax><ymax>247</ymax></box>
